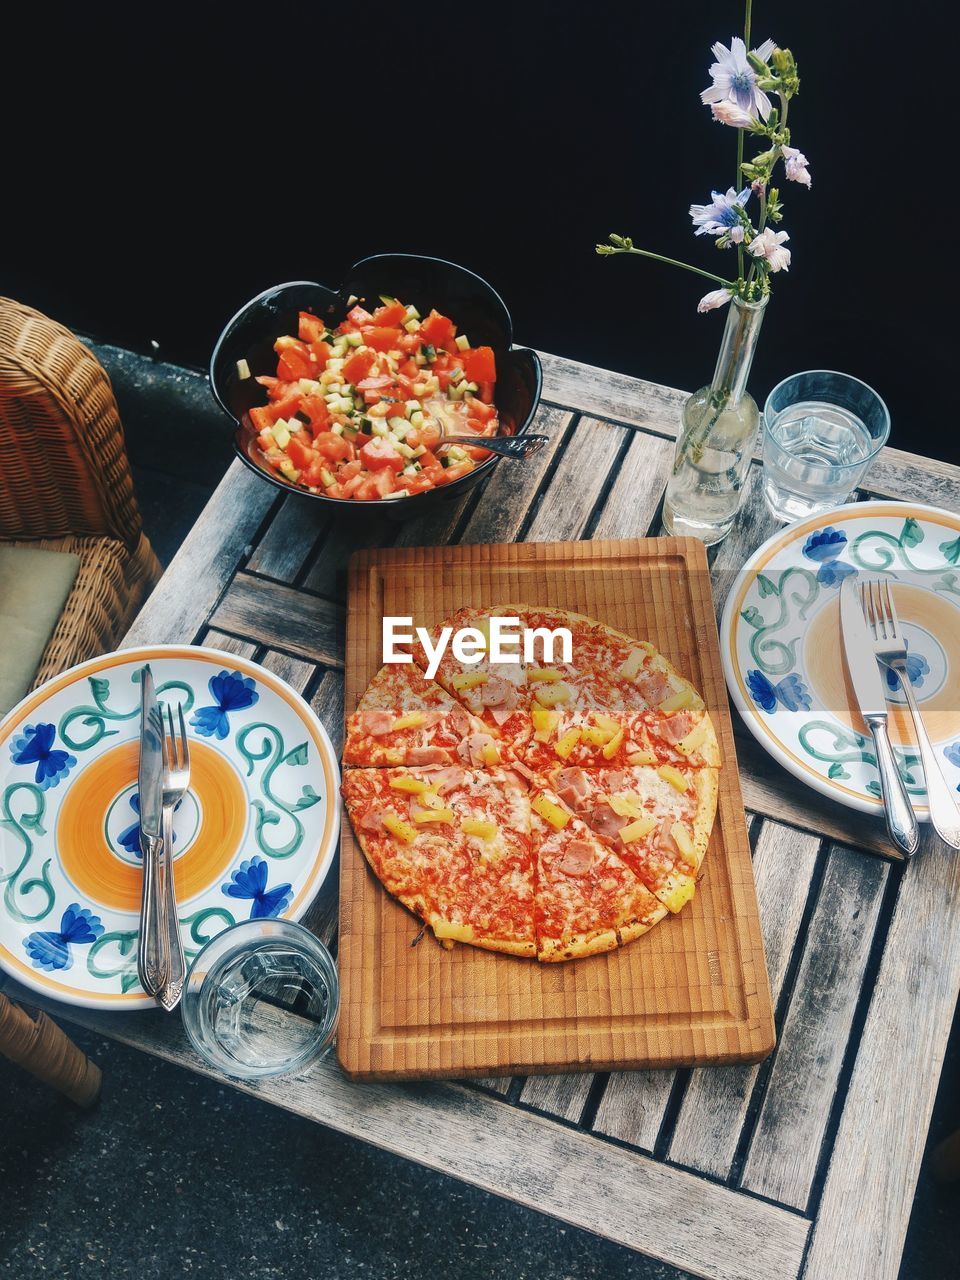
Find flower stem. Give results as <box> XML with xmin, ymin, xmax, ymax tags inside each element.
<box><xmin>603</xmin><ymin>245</ymin><xmax>735</xmax><ymax>287</ymax></box>
<box><xmin>738</xmin><ymin>0</ymin><xmax>753</xmax><ymax>279</ymax></box>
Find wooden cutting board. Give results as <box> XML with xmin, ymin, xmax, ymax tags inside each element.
<box><xmin>337</xmin><ymin>538</ymin><xmax>774</xmax><ymax>1081</ymax></box>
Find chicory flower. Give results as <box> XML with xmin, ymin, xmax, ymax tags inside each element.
<box><xmin>748</xmin><ymin>227</ymin><xmax>791</xmax><ymax>271</ymax></box>
<box><xmin>689</xmin><ymin>186</ymin><xmax>751</xmax><ymax>237</ymax></box>
<box><xmin>697</xmin><ymin>288</ymin><xmax>734</xmax><ymax>313</ymax></box>
<box><xmin>701</xmin><ymin>37</ymin><xmax>777</xmax><ymax>121</ymax></box>
<box><xmin>782</xmin><ymin>145</ymin><xmax>812</xmax><ymax>187</ymax></box>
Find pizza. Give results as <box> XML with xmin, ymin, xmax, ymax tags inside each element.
<box><xmin>342</xmin><ymin>604</ymin><xmax>721</xmax><ymax>961</ymax></box>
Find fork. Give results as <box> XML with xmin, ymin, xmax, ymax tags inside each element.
<box><xmin>863</xmin><ymin>579</ymin><xmax>960</xmax><ymax>850</ymax></box>
<box><xmin>157</xmin><ymin>703</ymin><xmax>191</xmax><ymax>1011</ymax></box>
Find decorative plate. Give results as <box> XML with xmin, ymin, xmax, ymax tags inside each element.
<box><xmin>0</xmin><ymin>646</ymin><xmax>340</xmax><ymax>1009</ymax></box>
<box><xmin>721</xmin><ymin>501</ymin><xmax>960</xmax><ymax>817</ymax></box>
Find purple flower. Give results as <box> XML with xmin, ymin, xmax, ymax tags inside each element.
<box><xmin>24</xmin><ymin>904</ymin><xmax>104</xmax><ymax>972</ymax></box>
<box><xmin>191</xmin><ymin>670</ymin><xmax>259</xmax><ymax>740</ymax></box>
<box><xmin>9</xmin><ymin>722</ymin><xmax>77</xmax><ymax>791</ymax></box>
<box><xmin>701</xmin><ymin>37</ymin><xmax>777</xmax><ymax>121</ymax></box>
<box><xmin>689</xmin><ymin>186</ymin><xmax>751</xmax><ymax>237</ymax></box>
<box><xmin>222</xmin><ymin>857</ymin><xmax>292</xmax><ymax>920</ymax></box>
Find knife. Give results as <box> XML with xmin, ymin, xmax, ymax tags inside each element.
<box><xmin>840</xmin><ymin>578</ymin><xmax>920</xmax><ymax>856</ymax></box>
<box><xmin>136</xmin><ymin>664</ymin><xmax>167</xmax><ymax>997</ymax></box>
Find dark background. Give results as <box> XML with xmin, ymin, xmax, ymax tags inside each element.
<box><xmin>2</xmin><ymin>1</ymin><xmax>954</xmax><ymax>460</ymax></box>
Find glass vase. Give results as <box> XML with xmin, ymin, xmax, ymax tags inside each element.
<box><xmin>662</xmin><ymin>294</ymin><xmax>768</xmax><ymax>546</ymax></box>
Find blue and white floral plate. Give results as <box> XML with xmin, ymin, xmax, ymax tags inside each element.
<box><xmin>721</xmin><ymin>501</ymin><xmax>960</xmax><ymax>818</ymax></box>
<box><xmin>0</xmin><ymin>645</ymin><xmax>340</xmax><ymax>1009</ymax></box>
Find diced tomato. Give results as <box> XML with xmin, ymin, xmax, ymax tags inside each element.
<box><xmin>342</xmin><ymin>348</ymin><xmax>377</xmax><ymax>385</ymax></box>
<box><xmin>298</xmin><ymin>312</ymin><xmax>326</xmax><ymax>343</ymax></box>
<box><xmin>308</xmin><ymin>341</ymin><xmax>333</xmax><ymax>369</ymax></box>
<box><xmin>356</xmin><ymin>374</ymin><xmax>394</xmax><ymax>391</ymax></box>
<box><xmin>477</xmin><ymin>380</ymin><xmax>495</xmax><ymax>404</ymax></box>
<box><xmin>420</xmin><ymin>309</ymin><xmax>457</xmax><ymax>352</ymax></box>
<box><xmin>371</xmin><ymin>300</ymin><xmax>407</xmax><ymax>326</ymax></box>
<box><xmin>286</xmin><ymin>436</ymin><xmax>318</xmax><ymax>471</ymax></box>
<box><xmin>341</xmin><ymin>473</ymin><xmax>366</xmax><ymax>498</ymax></box>
<box><xmin>254</xmin><ymin>391</ymin><xmax>302</xmax><ymax>427</ymax></box>
<box><xmin>417</xmin><ymin>448</ymin><xmax>445</xmax><ymax>480</ymax></box>
<box><xmin>361</xmin><ymin>326</ymin><xmax>403</xmax><ymax>353</ymax></box>
<box><xmin>396</xmin><ymin>332</ymin><xmax>422</xmax><ymax>354</ymax></box>
<box><xmin>345</xmin><ymin>305</ymin><xmax>374</xmax><ymax>327</ymax></box>
<box><xmin>275</xmin><ymin>340</ymin><xmax>314</xmax><ymax>382</ymax></box>
<box><xmin>354</xmin><ymin>469</ymin><xmax>397</xmax><ymax>500</ymax></box>
<box><xmin>359</xmin><ymin>437</ymin><xmax>406</xmax><ymax>473</ymax></box>
<box><xmin>256</xmin><ymin>429</ymin><xmax>274</xmax><ymax>452</ymax></box>
<box><xmin>313</xmin><ymin>431</ymin><xmax>352</xmax><ymax>463</ymax></box>
<box><xmin>468</xmin><ymin>396</ymin><xmax>497</xmax><ymax>422</ymax></box>
<box><xmin>324</xmin><ymin>482</ymin><xmax>345</xmax><ymax>499</ymax></box>
<box><xmin>399</xmin><ymin>357</ymin><xmax>419</xmax><ymax>380</ymax></box>
<box><xmin>250</xmin><ymin>406</ymin><xmax>273</xmax><ymax>433</ymax></box>
<box><xmin>299</xmin><ymin>394</ymin><xmax>331</xmax><ymax>432</ymax></box>
<box><xmin>340</xmin><ymin>459</ymin><xmax>363</xmax><ymax>481</ymax></box>
<box><xmin>462</xmin><ymin>346</ymin><xmax>496</xmax><ymax>383</ymax></box>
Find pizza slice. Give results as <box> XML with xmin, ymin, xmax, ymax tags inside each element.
<box><xmin>614</xmin><ymin>644</ymin><xmax>721</xmax><ymax>769</ymax></box>
<box><xmin>344</xmin><ymin>662</ymin><xmax>502</xmax><ymax>767</ymax></box>
<box><xmin>530</xmin><ymin>786</ymin><xmax>666</xmax><ymax>961</ymax></box>
<box><xmin>546</xmin><ymin>762</ymin><xmax>717</xmax><ymax>912</ymax></box>
<box><xmin>342</xmin><ymin>765</ymin><xmax>536</xmax><ymax>957</ymax></box>
<box><xmin>411</xmin><ymin>605</ymin><xmax>531</xmax><ymax>752</ymax></box>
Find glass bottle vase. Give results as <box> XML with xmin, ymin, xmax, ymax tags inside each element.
<box><xmin>662</xmin><ymin>294</ymin><xmax>768</xmax><ymax>546</ymax></box>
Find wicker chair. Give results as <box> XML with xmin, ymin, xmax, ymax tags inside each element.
<box><xmin>0</xmin><ymin>297</ymin><xmax>163</xmax><ymax>1105</ymax></box>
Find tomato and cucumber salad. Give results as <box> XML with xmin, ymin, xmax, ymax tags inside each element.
<box><xmin>246</xmin><ymin>297</ymin><xmax>505</xmax><ymax>500</ymax></box>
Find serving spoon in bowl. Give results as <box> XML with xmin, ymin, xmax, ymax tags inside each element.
<box><xmin>435</xmin><ymin>431</ymin><xmax>549</xmax><ymax>459</ymax></box>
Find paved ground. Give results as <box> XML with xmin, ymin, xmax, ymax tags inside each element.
<box><xmin>2</xmin><ymin>341</ymin><xmax>958</xmax><ymax>1279</ymax></box>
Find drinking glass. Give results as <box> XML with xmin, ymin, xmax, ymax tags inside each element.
<box><xmin>761</xmin><ymin>371</ymin><xmax>890</xmax><ymax>522</ymax></box>
<box><xmin>181</xmin><ymin>919</ymin><xmax>339</xmax><ymax>1079</ymax></box>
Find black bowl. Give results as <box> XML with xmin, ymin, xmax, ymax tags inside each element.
<box><xmin>210</xmin><ymin>254</ymin><xmax>543</xmax><ymax>520</ymax></box>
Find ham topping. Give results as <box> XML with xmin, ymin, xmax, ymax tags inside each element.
<box><xmin>555</xmin><ymin>767</ymin><xmax>591</xmax><ymax>808</ymax></box>
<box><xmin>480</xmin><ymin>675</ymin><xmax>518</xmax><ymax>710</ymax></box>
<box><xmin>457</xmin><ymin>732</ymin><xmax>497</xmax><ymax>766</ymax></box>
<box><xmin>635</xmin><ymin>670</ymin><xmax>670</xmax><ymax>706</ymax></box>
<box><xmin>659</xmin><ymin>709</ymin><xmax>699</xmax><ymax>745</ymax></box>
<box><xmin>448</xmin><ymin>702</ymin><xmax>471</xmax><ymax>736</ymax></box>
<box><xmin>425</xmin><ymin>766</ymin><xmax>466</xmax><ymax>793</ymax></box>
<box><xmin>585</xmin><ymin>803</ymin><xmax>629</xmax><ymax>841</ymax></box>
<box><xmin>405</xmin><ymin>746</ymin><xmax>450</xmax><ymax>766</ymax></box>
<box><xmin>359</xmin><ymin>810</ymin><xmax>386</xmax><ymax>833</ymax></box>
<box><xmin>656</xmin><ymin>818</ymin><xmax>680</xmax><ymax>854</ymax></box>
<box><xmin>555</xmin><ymin>840</ymin><xmax>597</xmax><ymax>877</ymax></box>
<box><xmin>360</xmin><ymin>709</ymin><xmax>394</xmax><ymax>736</ymax></box>
<box><xmin>422</xmin><ymin>706</ymin><xmax>449</xmax><ymax>728</ymax></box>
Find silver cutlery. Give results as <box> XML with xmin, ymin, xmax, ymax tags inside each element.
<box><xmin>861</xmin><ymin>578</ymin><xmax>960</xmax><ymax>850</ymax></box>
<box><xmin>136</xmin><ymin>666</ymin><xmax>167</xmax><ymax>996</ymax></box>
<box><xmin>840</xmin><ymin>577</ymin><xmax>920</xmax><ymax>856</ymax></box>
<box><xmin>156</xmin><ymin>703</ymin><xmax>191</xmax><ymax>1012</ymax></box>
<box><xmin>435</xmin><ymin>432</ymin><xmax>549</xmax><ymax>459</ymax></box>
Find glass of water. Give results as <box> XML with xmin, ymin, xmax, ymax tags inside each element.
<box><xmin>762</xmin><ymin>371</ymin><xmax>890</xmax><ymax>522</ymax></box>
<box><xmin>181</xmin><ymin>919</ymin><xmax>339</xmax><ymax>1079</ymax></box>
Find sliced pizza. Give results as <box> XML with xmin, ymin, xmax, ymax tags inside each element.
<box><xmin>547</xmin><ymin>762</ymin><xmax>717</xmax><ymax>912</ymax></box>
<box><xmin>342</xmin><ymin>765</ymin><xmax>536</xmax><ymax>957</ymax></box>
<box><xmin>614</xmin><ymin>644</ymin><xmax>721</xmax><ymax>769</ymax></box>
<box><xmin>530</xmin><ymin>786</ymin><xmax>666</xmax><ymax>961</ymax></box>
<box><xmin>411</xmin><ymin>605</ymin><xmax>530</xmax><ymax>750</ymax></box>
<box><xmin>344</xmin><ymin>662</ymin><xmax>502</xmax><ymax>768</ymax></box>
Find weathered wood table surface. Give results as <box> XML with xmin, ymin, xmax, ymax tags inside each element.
<box><xmin>8</xmin><ymin>349</ymin><xmax>960</xmax><ymax>1280</ymax></box>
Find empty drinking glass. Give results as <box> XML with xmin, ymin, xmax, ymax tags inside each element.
<box><xmin>181</xmin><ymin>919</ymin><xmax>338</xmax><ymax>1079</ymax></box>
<box><xmin>762</xmin><ymin>371</ymin><xmax>890</xmax><ymax>522</ymax></box>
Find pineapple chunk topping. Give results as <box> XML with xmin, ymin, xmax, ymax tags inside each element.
<box><xmin>609</xmin><ymin>794</ymin><xmax>645</xmax><ymax>819</ymax></box>
<box><xmin>383</xmin><ymin>814</ymin><xmax>418</xmax><ymax>843</ymax></box>
<box><xmin>462</xmin><ymin>818</ymin><xmax>498</xmax><ymax>840</ymax></box>
<box><xmin>601</xmin><ymin>727</ymin><xmax>625</xmax><ymax>759</ymax></box>
<box><xmin>618</xmin><ymin>648</ymin><xmax>647</xmax><ymax>679</ymax></box>
<box><xmin>659</xmin><ymin>685</ymin><xmax>699</xmax><ymax>716</ymax></box>
<box><xmin>411</xmin><ymin>806</ymin><xmax>455</xmax><ymax>825</ymax></box>
<box><xmin>658</xmin><ymin>764</ymin><xmax>689</xmax><ymax>793</ymax></box>
<box><xmin>480</xmin><ymin>741</ymin><xmax>500</xmax><ymax>766</ymax></box>
<box><xmin>389</xmin><ymin>775</ymin><xmax>430</xmax><ymax>794</ymax></box>
<box><xmin>451</xmin><ymin>672</ymin><xmax>488</xmax><ymax>691</ymax></box>
<box><xmin>532</xmin><ymin>793</ymin><xmax>571</xmax><ymax>830</ymax></box>
<box><xmin>671</xmin><ymin>822</ymin><xmax>695</xmax><ymax>859</ymax></box>
<box><xmin>626</xmin><ymin>748</ymin><xmax>658</xmax><ymax>766</ymax></box>
<box><xmin>554</xmin><ymin>727</ymin><xmax>583</xmax><ymax>759</ymax></box>
<box><xmin>534</xmin><ymin>682</ymin><xmax>573</xmax><ymax>708</ymax></box>
<box><xmin>528</xmin><ymin>667</ymin><xmax>565</xmax><ymax>683</ymax></box>
<box><xmin>390</xmin><ymin>711</ymin><xmax>426</xmax><ymax>731</ymax></box>
<box><xmin>620</xmin><ymin>814</ymin><xmax>658</xmax><ymax>842</ymax></box>
<box><xmin>531</xmin><ymin>703</ymin><xmax>560</xmax><ymax>741</ymax></box>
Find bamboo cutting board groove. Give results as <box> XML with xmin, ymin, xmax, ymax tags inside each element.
<box><xmin>338</xmin><ymin>538</ymin><xmax>774</xmax><ymax>1081</ymax></box>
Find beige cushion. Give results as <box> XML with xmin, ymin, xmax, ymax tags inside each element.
<box><xmin>0</xmin><ymin>546</ymin><xmax>80</xmax><ymax>715</ymax></box>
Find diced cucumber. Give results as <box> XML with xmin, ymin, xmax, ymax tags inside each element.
<box><xmin>414</xmin><ymin>352</ymin><xmax>427</xmax><ymax>367</ymax></box>
<box><xmin>379</xmin><ymin>293</ymin><xmax>396</xmax><ymax>306</ymax></box>
<box><xmin>388</xmin><ymin>416</ymin><xmax>408</xmax><ymax>433</ymax></box>
<box><xmin>422</xmin><ymin>343</ymin><xmax>436</xmax><ymax>362</ymax></box>
<box><xmin>353</xmin><ymin>396</ymin><xmax>364</xmax><ymax>411</ymax></box>
<box><xmin>345</xmin><ymin>332</ymin><xmax>363</xmax><ymax>348</ymax></box>
<box><xmin>448</xmin><ymin>382</ymin><xmax>466</xmax><ymax>401</ymax></box>
<box><xmin>331</xmin><ymin>423</ymin><xmax>345</xmax><ymax>436</ymax></box>
<box><xmin>405</xmin><ymin>303</ymin><xmax>421</xmax><ymax>320</ymax></box>
<box><xmin>236</xmin><ymin>358</ymin><xmax>251</xmax><ymax>380</ymax></box>
<box><xmin>449</xmin><ymin>366</ymin><xmax>464</xmax><ymax>384</ymax></box>
<box><xmin>326</xmin><ymin>358</ymin><xmax>344</xmax><ymax>373</ymax></box>
<box><xmin>396</xmin><ymin>441</ymin><xmax>416</xmax><ymax>459</ymax></box>
<box><xmin>403</xmin><ymin>399</ymin><xmax>420</xmax><ymax>415</ymax></box>
<box><xmin>258</xmin><ymin>424</ymin><xmax>275</xmax><ymax>444</ymax></box>
<box><xmin>273</xmin><ymin>423</ymin><xmax>291</xmax><ymax>449</ymax></box>
<box><xmin>402</xmin><ymin>463</ymin><xmax>421</xmax><ymax>476</ymax></box>
<box><xmin>346</xmin><ymin>294</ymin><xmax>359</xmax><ymax>308</ymax></box>
<box><xmin>371</xmin><ymin>419</ymin><xmax>390</xmax><ymax>438</ymax></box>
<box><xmin>410</xmin><ymin>410</ymin><xmax>424</xmax><ymax>430</ymax></box>
<box><xmin>320</xmin><ymin>467</ymin><xmax>335</xmax><ymax>488</ymax></box>
<box><xmin>279</xmin><ymin>460</ymin><xmax>300</xmax><ymax>481</ymax></box>
<box><xmin>464</xmin><ymin>381</ymin><xmax>479</xmax><ymax>392</ymax></box>
<box><xmin>455</xmin><ymin>334</ymin><xmax>470</xmax><ymax>352</ymax></box>
<box><xmin>403</xmin><ymin>318</ymin><xmax>421</xmax><ymax>333</ymax></box>
<box><xmin>411</xmin><ymin>444</ymin><xmax>426</xmax><ymax>458</ymax></box>
<box><xmin>446</xmin><ymin>445</ymin><xmax>468</xmax><ymax>461</ymax></box>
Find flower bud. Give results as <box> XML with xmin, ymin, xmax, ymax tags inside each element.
<box><xmin>747</xmin><ymin>50</ymin><xmax>769</xmax><ymax>74</ymax></box>
<box><xmin>772</xmin><ymin>47</ymin><xmax>794</xmax><ymax>74</ymax></box>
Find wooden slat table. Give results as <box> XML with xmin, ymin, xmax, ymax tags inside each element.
<box><xmin>6</xmin><ymin>349</ymin><xmax>960</xmax><ymax>1280</ymax></box>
